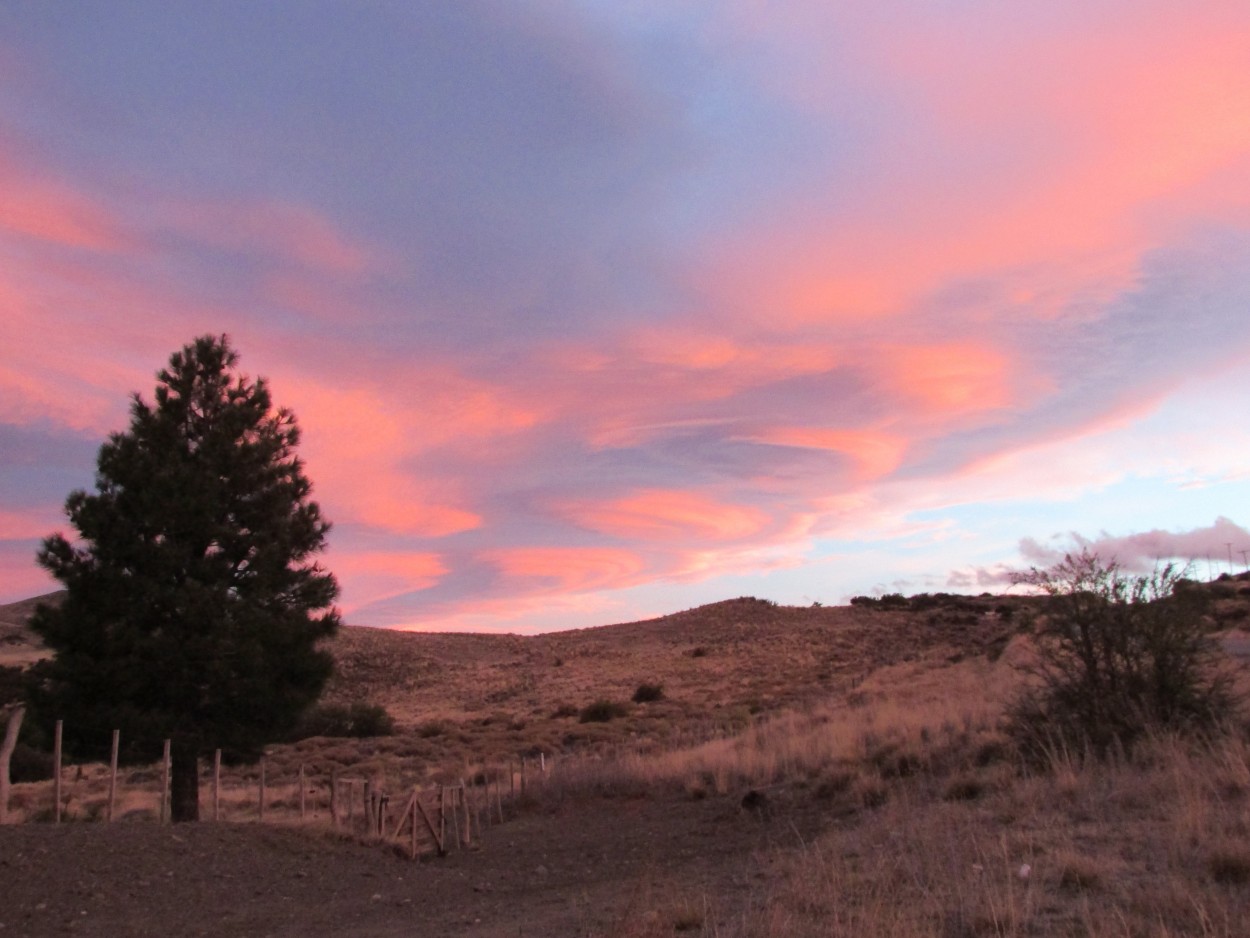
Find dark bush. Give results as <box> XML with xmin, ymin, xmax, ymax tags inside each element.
<box><xmin>632</xmin><ymin>683</ymin><xmax>664</xmax><ymax>703</ymax></box>
<box><xmin>9</xmin><ymin>742</ymin><xmax>54</xmax><ymax>783</ymax></box>
<box><xmin>292</xmin><ymin>702</ymin><xmax>395</xmax><ymax>739</ymax></box>
<box><xmin>0</xmin><ymin>664</ymin><xmax>28</xmax><ymax>708</ymax></box>
<box><xmin>579</xmin><ymin>699</ymin><xmax>628</xmax><ymax>723</ymax></box>
<box><xmin>1006</xmin><ymin>551</ymin><xmax>1239</xmax><ymax>760</ymax></box>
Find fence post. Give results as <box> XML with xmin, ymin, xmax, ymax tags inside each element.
<box><xmin>107</xmin><ymin>729</ymin><xmax>120</xmax><ymax>822</ymax></box>
<box><xmin>0</xmin><ymin>706</ymin><xmax>25</xmax><ymax>824</ymax></box>
<box><xmin>259</xmin><ymin>757</ymin><xmax>266</xmax><ymax>822</ymax></box>
<box><xmin>53</xmin><ymin>719</ymin><xmax>63</xmax><ymax>823</ymax></box>
<box><xmin>213</xmin><ymin>749</ymin><xmax>222</xmax><ymax>822</ymax></box>
<box><xmin>439</xmin><ymin>786</ymin><xmax>446</xmax><ymax>848</ymax></box>
<box><xmin>460</xmin><ymin>781</ymin><xmax>471</xmax><ymax>847</ymax></box>
<box><xmin>160</xmin><ymin>739</ymin><xmax>171</xmax><ymax>824</ymax></box>
<box><xmin>299</xmin><ymin>764</ymin><xmax>306</xmax><ymax>822</ymax></box>
<box><xmin>330</xmin><ymin>770</ymin><xmax>339</xmax><ymax>827</ymax></box>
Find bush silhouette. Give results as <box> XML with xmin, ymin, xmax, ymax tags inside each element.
<box><xmin>632</xmin><ymin>683</ymin><xmax>664</xmax><ymax>703</ymax></box>
<box><xmin>1007</xmin><ymin>550</ymin><xmax>1238</xmax><ymax>759</ymax></box>
<box><xmin>579</xmin><ymin>699</ymin><xmax>628</xmax><ymax>723</ymax></box>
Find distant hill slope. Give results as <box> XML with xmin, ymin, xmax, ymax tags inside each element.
<box><xmin>321</xmin><ymin>595</ymin><xmax>1020</xmax><ymax>729</ymax></box>
<box><xmin>0</xmin><ymin>592</ymin><xmax>58</xmax><ymax>666</ymax></box>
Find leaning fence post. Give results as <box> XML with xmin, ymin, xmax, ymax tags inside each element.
<box><xmin>0</xmin><ymin>706</ymin><xmax>25</xmax><ymax>824</ymax></box>
<box><xmin>107</xmin><ymin>729</ymin><xmax>120</xmax><ymax>822</ymax></box>
<box><xmin>213</xmin><ymin>749</ymin><xmax>222</xmax><ymax>822</ymax></box>
<box><xmin>52</xmin><ymin>719</ymin><xmax>63</xmax><ymax>823</ymax></box>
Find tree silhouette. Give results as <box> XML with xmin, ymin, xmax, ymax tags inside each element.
<box><xmin>29</xmin><ymin>335</ymin><xmax>339</xmax><ymax>821</ymax></box>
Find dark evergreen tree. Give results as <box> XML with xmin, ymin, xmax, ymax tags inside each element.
<box><xmin>29</xmin><ymin>335</ymin><xmax>339</xmax><ymax>821</ymax></box>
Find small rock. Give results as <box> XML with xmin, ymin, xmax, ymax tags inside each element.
<box><xmin>535</xmin><ymin>865</ymin><xmax>548</xmax><ymax>877</ymax></box>
<box><xmin>371</xmin><ymin>894</ymin><xmax>382</xmax><ymax>902</ymax></box>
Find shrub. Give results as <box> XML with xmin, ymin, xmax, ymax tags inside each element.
<box><xmin>632</xmin><ymin>683</ymin><xmax>664</xmax><ymax>703</ymax></box>
<box><xmin>8</xmin><ymin>742</ymin><xmax>54</xmax><ymax>783</ymax></box>
<box><xmin>292</xmin><ymin>702</ymin><xmax>395</xmax><ymax>739</ymax></box>
<box><xmin>1006</xmin><ymin>551</ymin><xmax>1239</xmax><ymax>759</ymax></box>
<box><xmin>0</xmin><ymin>664</ymin><xmax>27</xmax><ymax>708</ymax></box>
<box><xmin>579</xmin><ymin>699</ymin><xmax>628</xmax><ymax>723</ymax></box>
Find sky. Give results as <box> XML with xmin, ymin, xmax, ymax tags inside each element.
<box><xmin>2</xmin><ymin>1</ymin><xmax>1250</xmax><ymax>633</ymax></box>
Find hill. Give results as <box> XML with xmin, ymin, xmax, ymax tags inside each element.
<box><xmin>0</xmin><ymin>591</ymin><xmax>56</xmax><ymax>667</ymax></box>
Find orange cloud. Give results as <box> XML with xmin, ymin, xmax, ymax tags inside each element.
<box><xmin>884</xmin><ymin>343</ymin><xmax>1013</xmax><ymax>415</ymax></box>
<box><xmin>560</xmin><ymin>489</ymin><xmax>770</xmax><ymax>543</ymax></box>
<box><xmin>272</xmin><ymin>379</ymin><xmax>482</xmax><ymax>537</ymax></box>
<box><xmin>695</xmin><ymin>5</ymin><xmax>1250</xmax><ymax>333</ymax></box>
<box><xmin>484</xmin><ymin>546</ymin><xmax>648</xmax><ymax>593</ymax></box>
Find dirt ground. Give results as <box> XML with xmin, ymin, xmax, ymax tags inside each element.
<box><xmin>0</xmin><ymin>791</ymin><xmax>816</xmax><ymax>938</ymax></box>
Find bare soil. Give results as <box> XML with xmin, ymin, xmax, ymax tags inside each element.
<box><xmin>0</xmin><ymin>790</ymin><xmax>816</xmax><ymax>938</ymax></box>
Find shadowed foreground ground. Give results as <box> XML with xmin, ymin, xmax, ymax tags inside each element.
<box><xmin>0</xmin><ymin>792</ymin><xmax>815</xmax><ymax>938</ymax></box>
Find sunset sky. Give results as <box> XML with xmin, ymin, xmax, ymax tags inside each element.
<box><xmin>2</xmin><ymin>2</ymin><xmax>1249</xmax><ymax>632</ymax></box>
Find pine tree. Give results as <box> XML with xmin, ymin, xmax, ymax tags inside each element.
<box><xmin>29</xmin><ymin>335</ymin><xmax>339</xmax><ymax>821</ymax></box>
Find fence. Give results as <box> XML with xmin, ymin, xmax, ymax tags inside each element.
<box><xmin>0</xmin><ymin>709</ymin><xmax>555</xmax><ymax>860</ymax></box>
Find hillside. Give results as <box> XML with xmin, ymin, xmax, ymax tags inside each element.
<box><xmin>0</xmin><ymin>591</ymin><xmax>55</xmax><ymax>667</ymax></box>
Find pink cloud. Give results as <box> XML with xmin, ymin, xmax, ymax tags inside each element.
<box><xmin>558</xmin><ymin>488</ymin><xmax>771</xmax><ymax>543</ymax></box>
<box><xmin>160</xmin><ymin>197</ymin><xmax>387</xmax><ymax>276</ymax></box>
<box><xmin>331</xmin><ymin>550</ymin><xmax>447</xmax><ymax>612</ymax></box>
<box><xmin>0</xmin><ymin>155</ymin><xmax>128</xmax><ymax>252</ymax></box>
<box><xmin>483</xmin><ymin>546</ymin><xmax>649</xmax><ymax>593</ymax></box>
<box><xmin>740</xmin><ymin>427</ymin><xmax>907</xmax><ymax>481</ymax></box>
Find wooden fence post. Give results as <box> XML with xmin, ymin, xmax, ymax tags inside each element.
<box><xmin>330</xmin><ymin>770</ymin><xmax>339</xmax><ymax>827</ymax></box>
<box><xmin>213</xmin><ymin>749</ymin><xmax>222</xmax><ymax>822</ymax></box>
<box><xmin>460</xmin><ymin>781</ymin><xmax>470</xmax><ymax>847</ymax></box>
<box><xmin>510</xmin><ymin>761</ymin><xmax>516</xmax><ymax>799</ymax></box>
<box><xmin>259</xmin><ymin>757</ymin><xmax>266</xmax><ymax>822</ymax></box>
<box><xmin>439</xmin><ymin>786</ymin><xmax>447</xmax><ymax>849</ymax></box>
<box><xmin>299</xmin><ymin>764</ymin><xmax>306</xmax><ymax>822</ymax></box>
<box><xmin>52</xmin><ymin>719</ymin><xmax>63</xmax><ymax>823</ymax></box>
<box><xmin>520</xmin><ymin>757</ymin><xmax>527</xmax><ymax>795</ymax></box>
<box><xmin>158</xmin><ymin>740</ymin><xmax>171</xmax><ymax>820</ymax></box>
<box><xmin>0</xmin><ymin>706</ymin><xmax>25</xmax><ymax>824</ymax></box>
<box><xmin>107</xmin><ymin>729</ymin><xmax>119</xmax><ymax>822</ymax></box>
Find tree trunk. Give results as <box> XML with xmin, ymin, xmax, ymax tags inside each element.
<box><xmin>1</xmin><ymin>706</ymin><xmax>25</xmax><ymax>824</ymax></box>
<box><xmin>170</xmin><ymin>740</ymin><xmax>200</xmax><ymax>823</ymax></box>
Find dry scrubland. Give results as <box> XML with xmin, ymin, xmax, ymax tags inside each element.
<box><xmin>3</xmin><ymin>578</ymin><xmax>1250</xmax><ymax>936</ymax></box>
